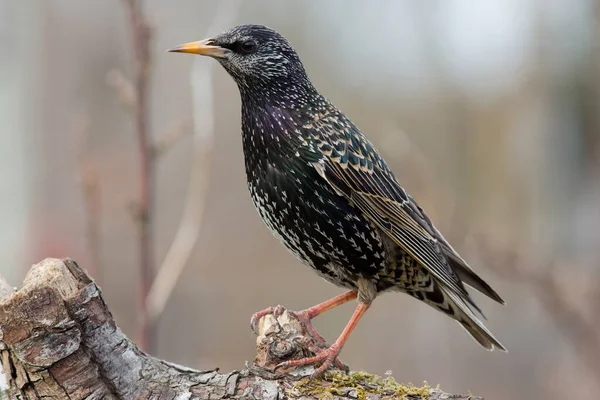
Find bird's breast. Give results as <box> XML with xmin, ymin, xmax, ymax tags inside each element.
<box><xmin>243</xmin><ymin>145</ymin><xmax>388</xmax><ymax>288</ymax></box>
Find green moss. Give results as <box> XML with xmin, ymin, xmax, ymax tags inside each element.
<box><xmin>293</xmin><ymin>370</ymin><xmax>432</xmax><ymax>400</ymax></box>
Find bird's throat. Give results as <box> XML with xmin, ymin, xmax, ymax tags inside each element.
<box><xmin>237</xmin><ymin>74</ymin><xmax>318</xmax><ymax>109</ymax></box>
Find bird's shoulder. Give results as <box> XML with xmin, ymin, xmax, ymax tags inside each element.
<box><xmin>291</xmin><ymin>101</ymin><xmax>409</xmax><ymax>204</ymax></box>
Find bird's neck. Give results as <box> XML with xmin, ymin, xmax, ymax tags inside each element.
<box><xmin>240</xmin><ymin>92</ymin><xmax>324</xmax><ymax>173</ymax></box>
<box><xmin>237</xmin><ymin>75</ymin><xmax>319</xmax><ymax>109</ymax></box>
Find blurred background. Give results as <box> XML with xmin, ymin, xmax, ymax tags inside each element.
<box><xmin>1</xmin><ymin>1</ymin><xmax>599</xmax><ymax>399</ymax></box>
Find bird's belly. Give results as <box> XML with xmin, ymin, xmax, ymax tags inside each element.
<box><xmin>246</xmin><ymin>164</ymin><xmax>387</xmax><ymax>288</ymax></box>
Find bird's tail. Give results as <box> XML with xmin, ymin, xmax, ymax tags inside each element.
<box><xmin>415</xmin><ymin>281</ymin><xmax>506</xmax><ymax>352</ymax></box>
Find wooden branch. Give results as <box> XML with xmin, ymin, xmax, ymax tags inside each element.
<box><xmin>0</xmin><ymin>259</ymin><xmax>479</xmax><ymax>399</ymax></box>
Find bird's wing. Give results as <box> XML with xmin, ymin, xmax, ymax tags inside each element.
<box><xmin>401</xmin><ymin>196</ymin><xmax>505</xmax><ymax>304</ymax></box>
<box><xmin>296</xmin><ymin>112</ymin><xmax>479</xmax><ymax>308</ymax></box>
<box><xmin>428</xmin><ymin>219</ymin><xmax>505</xmax><ymax>304</ymax></box>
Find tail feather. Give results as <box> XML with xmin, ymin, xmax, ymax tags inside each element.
<box><xmin>447</xmin><ymin>290</ymin><xmax>507</xmax><ymax>351</ymax></box>
<box><xmin>428</xmin><ymin>220</ymin><xmax>505</xmax><ymax>305</ymax></box>
<box><xmin>447</xmin><ymin>255</ymin><xmax>505</xmax><ymax>305</ymax></box>
<box><xmin>457</xmin><ymin>318</ymin><xmax>506</xmax><ymax>351</ymax></box>
<box><xmin>415</xmin><ymin>281</ymin><xmax>506</xmax><ymax>352</ymax></box>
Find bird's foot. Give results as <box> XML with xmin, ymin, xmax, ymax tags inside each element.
<box><xmin>251</xmin><ymin>305</ymin><xmax>328</xmax><ymax>348</ymax></box>
<box><xmin>290</xmin><ymin>309</ymin><xmax>328</xmax><ymax>348</ymax></box>
<box><xmin>277</xmin><ymin>343</ymin><xmax>342</xmax><ymax>378</ymax></box>
<box><xmin>250</xmin><ymin>305</ymin><xmax>348</xmax><ymax>372</ymax></box>
<box><xmin>250</xmin><ymin>305</ymin><xmax>287</xmax><ymax>333</ymax></box>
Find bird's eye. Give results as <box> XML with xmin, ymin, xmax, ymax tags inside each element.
<box><xmin>240</xmin><ymin>40</ymin><xmax>257</xmax><ymax>54</ymax></box>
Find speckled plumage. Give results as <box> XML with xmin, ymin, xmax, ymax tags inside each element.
<box><xmin>171</xmin><ymin>25</ymin><xmax>506</xmax><ymax>354</ymax></box>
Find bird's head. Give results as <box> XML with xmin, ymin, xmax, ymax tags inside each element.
<box><xmin>169</xmin><ymin>24</ymin><xmax>315</xmax><ymax>105</ymax></box>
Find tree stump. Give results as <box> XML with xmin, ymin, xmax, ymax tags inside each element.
<box><xmin>0</xmin><ymin>258</ymin><xmax>480</xmax><ymax>399</ymax></box>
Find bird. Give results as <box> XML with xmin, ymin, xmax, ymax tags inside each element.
<box><xmin>169</xmin><ymin>24</ymin><xmax>506</xmax><ymax>377</ymax></box>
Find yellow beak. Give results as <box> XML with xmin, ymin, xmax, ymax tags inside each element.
<box><xmin>167</xmin><ymin>38</ymin><xmax>229</xmax><ymax>58</ymax></box>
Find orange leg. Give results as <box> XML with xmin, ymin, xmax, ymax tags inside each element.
<box><xmin>294</xmin><ymin>291</ymin><xmax>357</xmax><ymax>346</ymax></box>
<box><xmin>250</xmin><ymin>290</ymin><xmax>357</xmax><ymax>344</ymax></box>
<box><xmin>299</xmin><ymin>290</ymin><xmax>357</xmax><ymax>319</ymax></box>
<box><xmin>277</xmin><ymin>301</ymin><xmax>371</xmax><ymax>377</ymax></box>
<box><xmin>250</xmin><ymin>291</ymin><xmax>358</xmax><ymax>371</ymax></box>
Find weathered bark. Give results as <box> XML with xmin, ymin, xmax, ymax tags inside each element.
<box><xmin>0</xmin><ymin>258</ymin><xmax>480</xmax><ymax>399</ymax></box>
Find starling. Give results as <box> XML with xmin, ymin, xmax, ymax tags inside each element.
<box><xmin>169</xmin><ymin>24</ymin><xmax>506</xmax><ymax>376</ymax></box>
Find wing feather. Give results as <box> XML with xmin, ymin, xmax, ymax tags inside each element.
<box><xmin>297</xmin><ymin>113</ymin><xmax>490</xmax><ymax>311</ymax></box>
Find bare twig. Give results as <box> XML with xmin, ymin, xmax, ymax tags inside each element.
<box><xmin>147</xmin><ymin>0</ymin><xmax>240</xmax><ymax>322</ymax></box>
<box><xmin>106</xmin><ymin>69</ymin><xmax>136</xmax><ymax>109</ymax></box>
<box><xmin>72</xmin><ymin>116</ymin><xmax>102</xmax><ymax>283</ymax></box>
<box><xmin>122</xmin><ymin>0</ymin><xmax>154</xmax><ymax>352</ymax></box>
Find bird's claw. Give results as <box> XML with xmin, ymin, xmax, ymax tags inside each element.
<box><xmin>286</xmin><ymin>314</ymin><xmax>347</xmax><ymax>371</ymax></box>
<box><xmin>250</xmin><ymin>304</ymin><xmax>286</xmax><ymax>333</ymax></box>
<box><xmin>251</xmin><ymin>305</ymin><xmax>348</xmax><ymax>373</ymax></box>
<box><xmin>290</xmin><ymin>310</ymin><xmax>329</xmax><ymax>348</ymax></box>
<box><xmin>251</xmin><ymin>306</ymin><xmax>330</xmax><ymax>348</ymax></box>
<box><xmin>332</xmin><ymin>357</ymin><xmax>350</xmax><ymax>372</ymax></box>
<box><xmin>276</xmin><ymin>343</ymin><xmax>342</xmax><ymax>378</ymax></box>
<box><xmin>289</xmin><ymin>336</ymin><xmax>349</xmax><ymax>372</ymax></box>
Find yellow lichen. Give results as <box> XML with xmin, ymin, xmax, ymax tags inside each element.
<box><xmin>293</xmin><ymin>370</ymin><xmax>432</xmax><ymax>400</ymax></box>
